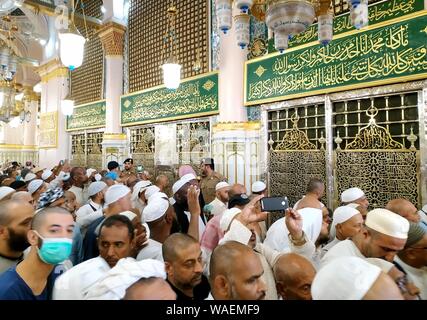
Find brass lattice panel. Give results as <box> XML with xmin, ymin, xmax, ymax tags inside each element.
<box><xmin>335</xmin><ymin>150</ymin><xmax>420</xmax><ymax>208</ymax></box>
<box><xmin>70</xmin><ymin>132</ymin><xmax>103</xmax><ymax>170</ymax></box>
<box><xmin>76</xmin><ymin>0</ymin><xmax>103</xmax><ymax>19</ymax></box>
<box><xmin>71</xmin><ymin>22</ymin><xmax>104</xmax><ymax>106</ymax></box>
<box><xmin>130</xmin><ymin>126</ymin><xmax>156</xmax><ymax>175</ymax></box>
<box><xmin>128</xmin><ymin>0</ymin><xmax>209</xmax><ymax>92</ymax></box>
<box><xmin>332</xmin><ymin>93</ymin><xmax>419</xmax><ymax>150</ymax></box>
<box><xmin>177</xmin><ymin>120</ymin><xmax>210</xmax><ymax>171</ymax></box>
<box><xmin>71</xmin><ymin>133</ymin><xmax>86</xmax><ymax>168</ymax></box>
<box><xmin>268</xmin><ymin>104</ymin><xmax>326</xmax><ymax>150</ymax></box>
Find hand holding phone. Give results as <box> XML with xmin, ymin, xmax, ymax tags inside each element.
<box><xmin>260</xmin><ymin>196</ymin><xmax>289</xmax><ymax>212</ymax></box>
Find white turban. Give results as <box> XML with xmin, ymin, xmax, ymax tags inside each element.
<box><xmin>85</xmin><ymin>258</ymin><xmax>166</xmax><ymax>300</ymax></box>
<box><xmin>346</xmin><ymin>203</ymin><xmax>360</xmax><ymax>209</ymax></box>
<box><xmin>24</xmin><ymin>173</ymin><xmax>36</xmax><ymax>183</ymax></box>
<box><xmin>94</xmin><ymin>173</ymin><xmax>102</xmax><ymax>182</ymax></box>
<box><xmin>329</xmin><ymin>206</ymin><xmax>361</xmax><ymax>240</ymax></box>
<box><xmin>120</xmin><ymin>211</ymin><xmax>137</xmax><ymax>221</ymax></box>
<box><xmin>220</xmin><ymin>208</ymin><xmax>242</xmax><ymax>232</ymax></box>
<box><xmin>28</xmin><ymin>179</ymin><xmax>44</xmax><ymax>195</ymax></box>
<box><xmin>215</xmin><ymin>181</ymin><xmax>230</xmax><ymax>192</ymax></box>
<box><xmin>0</xmin><ymin>186</ymin><xmax>15</xmax><ymax>201</ymax></box>
<box><xmin>365</xmin><ymin>208</ymin><xmax>409</xmax><ymax>239</ymax></box>
<box><xmin>131</xmin><ymin>181</ymin><xmax>152</xmax><ymax>201</ymax></box>
<box><xmin>312</xmin><ymin>256</ymin><xmax>382</xmax><ymax>300</ymax></box>
<box><xmin>88</xmin><ymin>181</ymin><xmax>107</xmax><ymax>197</ymax></box>
<box><xmin>341</xmin><ymin>187</ymin><xmax>365</xmax><ymax>203</ymax></box>
<box><xmin>251</xmin><ymin>181</ymin><xmax>266</xmax><ymax>193</ymax></box>
<box><xmin>172</xmin><ymin>173</ymin><xmax>196</xmax><ymax>195</ymax></box>
<box><xmin>41</xmin><ymin>170</ymin><xmax>53</xmax><ymax>181</ymax></box>
<box><xmin>86</xmin><ymin>168</ymin><xmax>97</xmax><ymax>178</ymax></box>
<box><xmin>147</xmin><ymin>192</ymin><xmax>168</xmax><ymax>204</ymax></box>
<box><xmin>104</xmin><ymin>185</ymin><xmax>131</xmax><ymax>206</ymax></box>
<box><xmin>143</xmin><ymin>196</ymin><xmax>169</xmax><ymax>222</ymax></box>
<box><xmin>145</xmin><ymin>185</ymin><xmax>160</xmax><ymax>200</ymax></box>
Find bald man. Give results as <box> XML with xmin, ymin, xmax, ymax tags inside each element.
<box><xmin>209</xmin><ymin>241</ymin><xmax>267</xmax><ymax>300</ymax></box>
<box><xmin>155</xmin><ymin>175</ymin><xmax>170</xmax><ymax>194</ymax></box>
<box><xmin>163</xmin><ymin>233</ymin><xmax>210</xmax><ymax>300</ymax></box>
<box><xmin>228</xmin><ymin>183</ymin><xmax>247</xmax><ymax>199</ymax></box>
<box><xmin>274</xmin><ymin>253</ymin><xmax>316</xmax><ymax>300</ymax></box>
<box><xmin>386</xmin><ymin>199</ymin><xmax>421</xmax><ymax>223</ymax></box>
<box><xmin>11</xmin><ymin>192</ymin><xmax>34</xmax><ymax>208</ymax></box>
<box><xmin>123</xmin><ymin>277</ymin><xmax>177</xmax><ymax>300</ymax></box>
<box><xmin>0</xmin><ymin>201</ymin><xmax>34</xmax><ymax>274</ymax></box>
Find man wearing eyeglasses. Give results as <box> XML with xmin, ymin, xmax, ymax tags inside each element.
<box><xmin>394</xmin><ymin>222</ymin><xmax>427</xmax><ymax>300</ymax></box>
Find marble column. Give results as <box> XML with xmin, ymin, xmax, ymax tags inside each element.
<box><xmin>36</xmin><ymin>58</ymin><xmax>69</xmax><ymax>168</ymax></box>
<box><xmin>212</xmin><ymin>6</ymin><xmax>261</xmax><ymax>192</ymax></box>
<box><xmin>98</xmin><ymin>21</ymin><xmax>128</xmax><ymax>168</ymax></box>
<box><xmin>23</xmin><ymin>86</ymin><xmax>39</xmax><ymax>147</ymax></box>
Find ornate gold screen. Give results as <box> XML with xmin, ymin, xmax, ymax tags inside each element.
<box><xmin>130</xmin><ymin>126</ymin><xmax>156</xmax><ymax>175</ymax></box>
<box><xmin>334</xmin><ymin>96</ymin><xmax>420</xmax><ymax>209</ymax></box>
<box><xmin>268</xmin><ymin>107</ymin><xmax>327</xmax><ymax>226</ymax></box>
<box><xmin>70</xmin><ymin>132</ymin><xmax>103</xmax><ymax>169</ymax></box>
<box><xmin>71</xmin><ymin>22</ymin><xmax>104</xmax><ymax>105</ymax></box>
<box><xmin>127</xmin><ymin>0</ymin><xmax>209</xmax><ymax>92</ymax></box>
<box><xmin>177</xmin><ymin>120</ymin><xmax>210</xmax><ymax>174</ymax></box>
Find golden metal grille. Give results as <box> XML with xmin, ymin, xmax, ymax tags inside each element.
<box><xmin>70</xmin><ymin>132</ymin><xmax>103</xmax><ymax>169</ymax></box>
<box><xmin>71</xmin><ymin>22</ymin><xmax>104</xmax><ymax>106</ymax></box>
<box><xmin>76</xmin><ymin>0</ymin><xmax>103</xmax><ymax>19</ymax></box>
<box><xmin>268</xmin><ymin>104</ymin><xmax>326</xmax><ymax>150</ymax></box>
<box><xmin>130</xmin><ymin>126</ymin><xmax>156</xmax><ymax>175</ymax></box>
<box><xmin>177</xmin><ymin>120</ymin><xmax>210</xmax><ymax>172</ymax></box>
<box><xmin>332</xmin><ymin>93</ymin><xmax>420</xmax><ymax>150</ymax></box>
<box><xmin>128</xmin><ymin>0</ymin><xmax>209</xmax><ymax>92</ymax></box>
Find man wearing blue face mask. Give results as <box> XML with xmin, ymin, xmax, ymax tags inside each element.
<box><xmin>0</xmin><ymin>207</ymin><xmax>75</xmax><ymax>300</ymax></box>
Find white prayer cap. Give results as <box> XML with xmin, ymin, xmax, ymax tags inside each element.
<box><xmin>41</xmin><ymin>170</ymin><xmax>53</xmax><ymax>181</ymax></box>
<box><xmin>215</xmin><ymin>181</ymin><xmax>230</xmax><ymax>192</ymax></box>
<box><xmin>28</xmin><ymin>179</ymin><xmax>44</xmax><ymax>195</ymax></box>
<box><xmin>143</xmin><ymin>196</ymin><xmax>169</xmax><ymax>222</ymax></box>
<box><xmin>341</xmin><ymin>187</ymin><xmax>365</xmax><ymax>203</ymax></box>
<box><xmin>57</xmin><ymin>171</ymin><xmax>70</xmax><ymax>181</ymax></box>
<box><xmin>172</xmin><ymin>173</ymin><xmax>197</xmax><ymax>195</ymax></box>
<box><xmin>120</xmin><ymin>211</ymin><xmax>137</xmax><ymax>221</ymax></box>
<box><xmin>94</xmin><ymin>173</ymin><xmax>102</xmax><ymax>182</ymax></box>
<box><xmin>169</xmin><ymin>197</ymin><xmax>176</xmax><ymax>205</ymax></box>
<box><xmin>88</xmin><ymin>181</ymin><xmax>107</xmax><ymax>197</ymax></box>
<box><xmin>346</xmin><ymin>203</ymin><xmax>360</xmax><ymax>209</ymax></box>
<box><xmin>24</xmin><ymin>172</ymin><xmax>37</xmax><ymax>182</ymax></box>
<box><xmin>252</xmin><ymin>181</ymin><xmax>266</xmax><ymax>193</ymax></box>
<box><xmin>0</xmin><ymin>186</ymin><xmax>15</xmax><ymax>201</ymax></box>
<box><xmin>105</xmin><ymin>185</ymin><xmax>131</xmax><ymax>206</ymax></box>
<box><xmin>329</xmin><ymin>206</ymin><xmax>361</xmax><ymax>240</ymax></box>
<box><xmin>147</xmin><ymin>192</ymin><xmax>168</xmax><ymax>203</ymax></box>
<box><xmin>312</xmin><ymin>256</ymin><xmax>382</xmax><ymax>300</ymax></box>
<box><xmin>422</xmin><ymin>204</ymin><xmax>427</xmax><ymax>212</ymax></box>
<box><xmin>365</xmin><ymin>208</ymin><xmax>409</xmax><ymax>239</ymax></box>
<box><xmin>86</xmin><ymin>168</ymin><xmax>97</xmax><ymax>178</ymax></box>
<box><xmin>145</xmin><ymin>185</ymin><xmax>160</xmax><ymax>200</ymax></box>
<box><xmin>220</xmin><ymin>207</ymin><xmax>242</xmax><ymax>232</ymax></box>
<box><xmin>85</xmin><ymin>258</ymin><xmax>166</xmax><ymax>300</ymax></box>
<box><xmin>131</xmin><ymin>181</ymin><xmax>152</xmax><ymax>201</ymax></box>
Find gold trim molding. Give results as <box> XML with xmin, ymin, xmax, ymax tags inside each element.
<box><xmin>103</xmin><ymin>133</ymin><xmax>127</xmax><ymax>140</ymax></box>
<box><xmin>0</xmin><ymin>144</ymin><xmax>39</xmax><ymax>151</ymax></box>
<box><xmin>37</xmin><ymin>59</ymin><xmax>68</xmax><ymax>83</ymax></box>
<box><xmin>213</xmin><ymin>121</ymin><xmax>261</xmax><ymax>133</ymax></box>
<box><xmin>98</xmin><ymin>22</ymin><xmax>127</xmax><ymax>57</ymax></box>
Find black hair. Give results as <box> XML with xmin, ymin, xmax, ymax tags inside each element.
<box><xmin>107</xmin><ymin>161</ymin><xmax>120</xmax><ymax>171</ymax></box>
<box><xmin>99</xmin><ymin>215</ymin><xmax>135</xmax><ymax>240</ymax></box>
<box><xmin>307</xmin><ymin>178</ymin><xmax>324</xmax><ymax>193</ymax></box>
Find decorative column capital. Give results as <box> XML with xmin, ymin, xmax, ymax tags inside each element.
<box><xmin>23</xmin><ymin>86</ymin><xmax>40</xmax><ymax>102</ymax></box>
<box><xmin>98</xmin><ymin>22</ymin><xmax>127</xmax><ymax>57</ymax></box>
<box><xmin>36</xmin><ymin>58</ymin><xmax>68</xmax><ymax>83</ymax></box>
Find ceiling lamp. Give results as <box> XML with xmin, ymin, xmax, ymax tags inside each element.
<box><xmin>161</xmin><ymin>4</ymin><xmax>181</xmax><ymax>90</ymax></box>
<box><xmin>0</xmin><ymin>47</ymin><xmax>18</xmax><ymax>81</ymax></box>
<box><xmin>61</xmin><ymin>70</ymin><xmax>74</xmax><ymax>116</ymax></box>
<box><xmin>217</xmin><ymin>0</ymin><xmax>370</xmax><ymax>54</ymax></box>
<box><xmin>58</xmin><ymin>0</ymin><xmax>87</xmax><ymax>70</ymax></box>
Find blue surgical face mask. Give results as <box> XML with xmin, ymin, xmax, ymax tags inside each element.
<box><xmin>34</xmin><ymin>231</ymin><xmax>73</xmax><ymax>265</ymax></box>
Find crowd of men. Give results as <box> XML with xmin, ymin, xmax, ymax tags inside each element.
<box><xmin>0</xmin><ymin>157</ymin><xmax>425</xmax><ymax>300</ymax></box>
